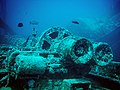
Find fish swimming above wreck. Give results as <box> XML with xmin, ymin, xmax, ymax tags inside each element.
<box><xmin>72</xmin><ymin>20</ymin><xmax>79</xmax><ymax>24</ymax></box>
<box><xmin>17</xmin><ymin>22</ymin><xmax>24</xmax><ymax>27</ymax></box>
<box><xmin>30</xmin><ymin>20</ymin><xmax>39</xmax><ymax>25</ymax></box>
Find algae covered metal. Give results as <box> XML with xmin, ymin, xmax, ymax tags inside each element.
<box><xmin>0</xmin><ymin>27</ymin><xmax>113</xmax><ymax>89</ymax></box>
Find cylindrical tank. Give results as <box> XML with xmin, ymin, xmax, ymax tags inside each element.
<box><xmin>13</xmin><ymin>55</ymin><xmax>47</xmax><ymax>75</ymax></box>
<box><xmin>93</xmin><ymin>42</ymin><xmax>113</xmax><ymax>66</ymax></box>
<box><xmin>57</xmin><ymin>36</ymin><xmax>93</xmax><ymax>64</ymax></box>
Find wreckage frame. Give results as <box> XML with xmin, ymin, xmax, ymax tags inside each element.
<box><xmin>0</xmin><ymin>27</ymin><xmax>120</xmax><ymax>90</ymax></box>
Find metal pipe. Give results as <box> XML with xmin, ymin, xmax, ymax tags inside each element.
<box><xmin>93</xmin><ymin>42</ymin><xmax>113</xmax><ymax>66</ymax></box>
<box><xmin>13</xmin><ymin>55</ymin><xmax>47</xmax><ymax>75</ymax></box>
<box><xmin>57</xmin><ymin>37</ymin><xmax>93</xmax><ymax>64</ymax></box>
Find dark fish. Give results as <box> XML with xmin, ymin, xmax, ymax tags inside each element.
<box><xmin>72</xmin><ymin>21</ymin><xmax>79</xmax><ymax>24</ymax></box>
<box><xmin>18</xmin><ymin>22</ymin><xmax>23</xmax><ymax>27</ymax></box>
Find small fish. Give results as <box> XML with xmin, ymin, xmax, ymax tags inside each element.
<box><xmin>30</xmin><ymin>20</ymin><xmax>39</xmax><ymax>25</ymax></box>
<box><xmin>18</xmin><ymin>22</ymin><xmax>23</xmax><ymax>27</ymax></box>
<box><xmin>72</xmin><ymin>20</ymin><xmax>79</xmax><ymax>24</ymax></box>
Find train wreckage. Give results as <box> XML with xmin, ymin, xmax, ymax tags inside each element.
<box><xmin>0</xmin><ymin>27</ymin><xmax>120</xmax><ymax>90</ymax></box>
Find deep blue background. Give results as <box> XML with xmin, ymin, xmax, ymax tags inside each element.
<box><xmin>0</xmin><ymin>0</ymin><xmax>114</xmax><ymax>36</ymax></box>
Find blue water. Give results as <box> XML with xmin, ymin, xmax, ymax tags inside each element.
<box><xmin>0</xmin><ymin>0</ymin><xmax>120</xmax><ymax>61</ymax></box>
